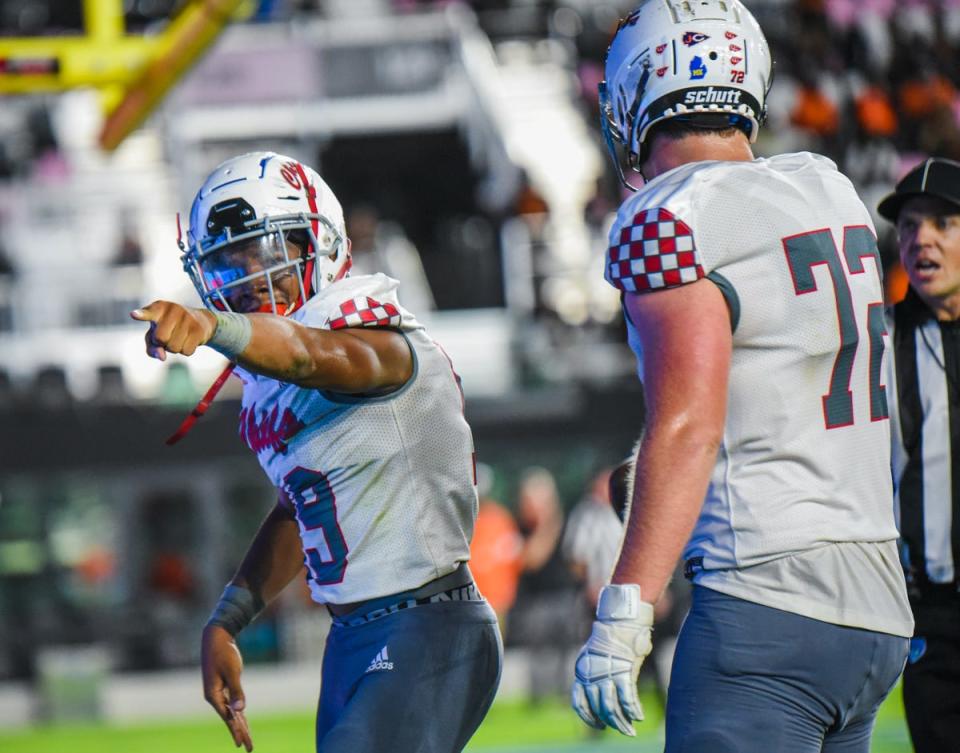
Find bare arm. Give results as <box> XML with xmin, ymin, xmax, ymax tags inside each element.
<box><xmin>232</xmin><ymin>313</ymin><xmax>412</xmax><ymax>392</ymax></box>
<box><xmin>201</xmin><ymin>498</ymin><xmax>303</xmax><ymax>752</ymax></box>
<box><xmin>130</xmin><ymin>301</ymin><xmax>413</xmax><ymax>393</ymax></box>
<box><xmin>229</xmin><ymin>497</ymin><xmax>304</xmax><ymax>602</ymax></box>
<box><xmin>611</xmin><ymin>278</ymin><xmax>732</xmax><ymax>604</ymax></box>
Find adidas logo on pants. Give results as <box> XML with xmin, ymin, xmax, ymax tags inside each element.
<box><xmin>365</xmin><ymin>646</ymin><xmax>394</xmax><ymax>673</ymax></box>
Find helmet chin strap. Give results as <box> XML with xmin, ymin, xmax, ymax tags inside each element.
<box><xmin>165</xmin><ymin>362</ymin><xmax>236</xmax><ymax>446</ymax></box>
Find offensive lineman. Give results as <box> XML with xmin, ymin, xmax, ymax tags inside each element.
<box><xmin>571</xmin><ymin>2</ymin><xmax>913</xmax><ymax>751</ymax></box>
<box><xmin>131</xmin><ymin>152</ymin><xmax>501</xmax><ymax>753</ymax></box>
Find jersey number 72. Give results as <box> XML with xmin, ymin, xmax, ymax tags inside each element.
<box><xmin>783</xmin><ymin>225</ymin><xmax>889</xmax><ymax>430</ymax></box>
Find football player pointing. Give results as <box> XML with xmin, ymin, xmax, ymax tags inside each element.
<box><xmin>132</xmin><ymin>153</ymin><xmax>501</xmax><ymax>753</ymax></box>
<box><xmin>572</xmin><ymin>2</ymin><xmax>913</xmax><ymax>750</ymax></box>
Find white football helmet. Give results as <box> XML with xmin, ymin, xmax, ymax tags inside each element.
<box><xmin>181</xmin><ymin>151</ymin><xmax>350</xmax><ymax>315</ymax></box>
<box><xmin>601</xmin><ymin>0</ymin><xmax>773</xmax><ymax>187</ymax></box>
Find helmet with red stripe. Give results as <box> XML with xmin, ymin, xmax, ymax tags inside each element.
<box><xmin>182</xmin><ymin>152</ymin><xmax>350</xmax><ymax>315</ymax></box>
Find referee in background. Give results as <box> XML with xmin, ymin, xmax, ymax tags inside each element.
<box><xmin>880</xmin><ymin>157</ymin><xmax>960</xmax><ymax>753</ymax></box>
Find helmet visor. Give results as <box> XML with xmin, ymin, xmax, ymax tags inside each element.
<box><xmin>199</xmin><ymin>230</ymin><xmax>308</xmax><ymax>314</ymax></box>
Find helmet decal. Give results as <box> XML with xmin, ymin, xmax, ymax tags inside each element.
<box><xmin>682</xmin><ymin>31</ymin><xmax>709</xmax><ymax>47</ymax></box>
<box><xmin>280</xmin><ymin>162</ymin><xmax>302</xmax><ymax>189</ymax></box>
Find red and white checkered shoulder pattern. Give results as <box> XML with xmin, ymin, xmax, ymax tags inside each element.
<box><xmin>326</xmin><ymin>296</ymin><xmax>402</xmax><ymax>330</ymax></box>
<box><xmin>605</xmin><ymin>207</ymin><xmax>705</xmax><ymax>293</ymax></box>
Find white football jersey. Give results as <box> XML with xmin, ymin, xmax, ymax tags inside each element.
<box><xmin>606</xmin><ymin>152</ymin><xmax>900</xmax><ymax>571</ymax></box>
<box><xmin>234</xmin><ymin>274</ymin><xmax>477</xmax><ymax>605</ymax></box>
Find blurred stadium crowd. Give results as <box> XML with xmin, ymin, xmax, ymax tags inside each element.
<box><xmin>0</xmin><ymin>0</ymin><xmax>957</xmax><ymax>726</ymax></box>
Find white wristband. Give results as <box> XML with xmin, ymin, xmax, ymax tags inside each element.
<box><xmin>596</xmin><ymin>584</ymin><xmax>653</xmax><ymax>623</ymax></box>
<box><xmin>207</xmin><ymin>311</ymin><xmax>252</xmax><ymax>358</ymax></box>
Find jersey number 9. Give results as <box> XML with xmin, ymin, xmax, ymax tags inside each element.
<box><xmin>284</xmin><ymin>467</ymin><xmax>349</xmax><ymax>585</ymax></box>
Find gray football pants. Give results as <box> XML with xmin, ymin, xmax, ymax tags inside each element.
<box><xmin>316</xmin><ymin>600</ymin><xmax>502</xmax><ymax>753</ymax></box>
<box><xmin>665</xmin><ymin>585</ymin><xmax>908</xmax><ymax>753</ymax></box>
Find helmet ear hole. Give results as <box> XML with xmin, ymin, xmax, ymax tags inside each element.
<box><xmin>285</xmin><ymin>229</ymin><xmax>310</xmax><ymax>258</ymax></box>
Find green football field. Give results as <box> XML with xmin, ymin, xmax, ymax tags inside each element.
<box><xmin>0</xmin><ymin>684</ymin><xmax>913</xmax><ymax>753</ymax></box>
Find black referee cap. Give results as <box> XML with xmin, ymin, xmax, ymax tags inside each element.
<box><xmin>877</xmin><ymin>157</ymin><xmax>960</xmax><ymax>222</ymax></box>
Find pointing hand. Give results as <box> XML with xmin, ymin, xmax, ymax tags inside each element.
<box><xmin>131</xmin><ymin>301</ymin><xmax>217</xmax><ymax>361</ymax></box>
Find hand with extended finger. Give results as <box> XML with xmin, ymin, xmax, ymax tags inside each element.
<box><xmin>571</xmin><ymin>583</ymin><xmax>654</xmax><ymax>737</ymax></box>
<box><xmin>130</xmin><ymin>301</ymin><xmax>217</xmax><ymax>361</ymax></box>
<box><xmin>202</xmin><ymin>625</ymin><xmax>254</xmax><ymax>752</ymax></box>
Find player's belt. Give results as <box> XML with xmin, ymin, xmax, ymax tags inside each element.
<box><xmin>683</xmin><ymin>556</ymin><xmax>704</xmax><ymax>580</ymax></box>
<box><xmin>328</xmin><ymin>563</ymin><xmax>484</xmax><ymax>627</ymax></box>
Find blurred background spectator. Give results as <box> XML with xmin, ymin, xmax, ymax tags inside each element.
<box><xmin>469</xmin><ymin>463</ymin><xmax>524</xmax><ymax>629</ymax></box>
<box><xmin>346</xmin><ymin>203</ymin><xmax>437</xmax><ymax>312</ymax></box>
<box><xmin>507</xmin><ymin>467</ymin><xmax>583</xmax><ymax>704</ymax></box>
<box><xmin>561</xmin><ymin>466</ymin><xmax>621</xmax><ymax>612</ymax></box>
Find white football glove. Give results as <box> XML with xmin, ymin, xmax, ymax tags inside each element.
<box><xmin>571</xmin><ymin>583</ymin><xmax>654</xmax><ymax>737</ymax></box>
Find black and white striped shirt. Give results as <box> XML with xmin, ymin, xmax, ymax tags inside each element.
<box><xmin>888</xmin><ymin>291</ymin><xmax>960</xmax><ymax>590</ymax></box>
